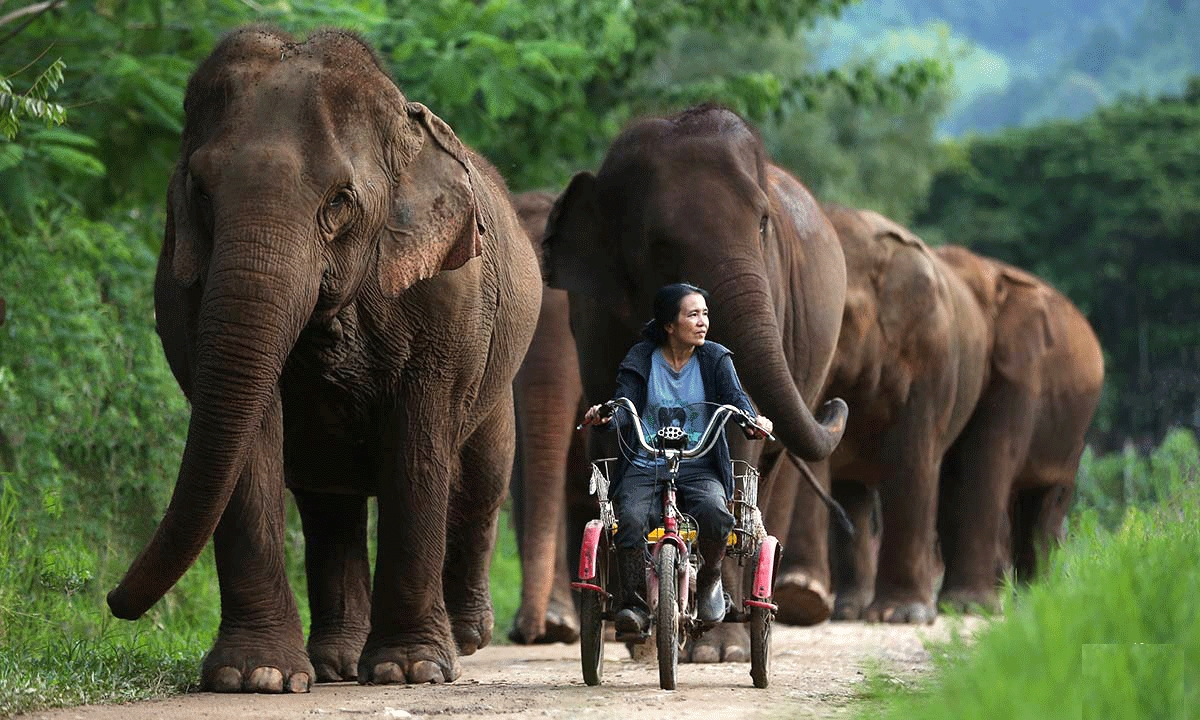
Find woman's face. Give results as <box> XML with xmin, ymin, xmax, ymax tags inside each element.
<box><xmin>666</xmin><ymin>293</ymin><xmax>709</xmax><ymax>348</ymax></box>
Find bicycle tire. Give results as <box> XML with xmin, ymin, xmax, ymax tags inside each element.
<box><xmin>580</xmin><ymin>549</ymin><xmax>607</xmax><ymax>686</ymax></box>
<box><xmin>656</xmin><ymin>543</ymin><xmax>680</xmax><ymax>690</ymax></box>
<box><xmin>750</xmin><ymin>605</ymin><xmax>772</xmax><ymax>688</ymax></box>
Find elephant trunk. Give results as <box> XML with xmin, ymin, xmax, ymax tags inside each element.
<box><xmin>108</xmin><ymin>227</ymin><xmax>318</xmax><ymax>620</ymax></box>
<box><xmin>707</xmin><ymin>264</ymin><xmax>847</xmax><ymax>462</ymax></box>
<box><xmin>513</xmin><ymin>289</ymin><xmax>581</xmax><ymax>641</ymax></box>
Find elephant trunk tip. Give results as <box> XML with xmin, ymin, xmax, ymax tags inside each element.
<box><xmin>808</xmin><ymin>397</ymin><xmax>849</xmax><ymax>460</ymax></box>
<box><xmin>106</xmin><ymin>584</ymin><xmax>150</xmax><ymax>621</ymax></box>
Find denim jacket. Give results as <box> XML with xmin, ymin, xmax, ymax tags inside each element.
<box><xmin>607</xmin><ymin>340</ymin><xmax>756</xmax><ymax>498</ymax></box>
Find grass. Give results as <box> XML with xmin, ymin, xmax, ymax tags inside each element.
<box><xmin>856</xmin><ymin>486</ymin><xmax>1200</xmax><ymax>720</ymax></box>
<box><xmin>0</xmin><ymin>494</ymin><xmax>525</xmax><ymax>718</ymax></box>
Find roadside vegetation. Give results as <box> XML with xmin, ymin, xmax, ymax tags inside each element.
<box><xmin>858</xmin><ymin>429</ymin><xmax>1200</xmax><ymax>720</ymax></box>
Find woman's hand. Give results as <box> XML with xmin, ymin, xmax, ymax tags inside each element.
<box><xmin>583</xmin><ymin>404</ymin><xmax>612</xmax><ymax>425</ymax></box>
<box><xmin>743</xmin><ymin>414</ymin><xmax>773</xmax><ymax>438</ymax></box>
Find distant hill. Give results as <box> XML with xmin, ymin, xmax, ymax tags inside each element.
<box><xmin>814</xmin><ymin>0</ymin><xmax>1200</xmax><ymax>133</ymax></box>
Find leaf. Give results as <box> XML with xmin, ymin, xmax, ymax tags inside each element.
<box><xmin>37</xmin><ymin>145</ymin><xmax>107</xmax><ymax>178</ymax></box>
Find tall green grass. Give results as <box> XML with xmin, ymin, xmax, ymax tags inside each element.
<box><xmin>860</xmin><ymin>465</ymin><xmax>1200</xmax><ymax>719</ymax></box>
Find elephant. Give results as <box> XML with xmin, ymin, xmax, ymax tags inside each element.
<box><xmin>105</xmin><ymin>28</ymin><xmax>541</xmax><ymax>692</ymax></box>
<box><xmin>934</xmin><ymin>245</ymin><xmax>1104</xmax><ymax>612</ymax></box>
<box><xmin>507</xmin><ymin>189</ymin><xmax>589</xmax><ymax>645</ymax></box>
<box><xmin>774</xmin><ymin>205</ymin><xmax>990</xmax><ymax>625</ymax></box>
<box><xmin>543</xmin><ymin>104</ymin><xmax>850</xmax><ymax>661</ymax></box>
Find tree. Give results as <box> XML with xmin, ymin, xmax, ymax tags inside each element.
<box><xmin>916</xmin><ymin>80</ymin><xmax>1200</xmax><ymax>443</ymax></box>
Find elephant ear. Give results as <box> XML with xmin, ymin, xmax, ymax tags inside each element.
<box><xmin>378</xmin><ymin>102</ymin><xmax>484</xmax><ymax>297</ymax></box>
<box><xmin>168</xmin><ymin>167</ymin><xmax>204</xmax><ymax>287</ymax></box>
<box><xmin>992</xmin><ymin>268</ymin><xmax>1056</xmax><ymax>382</ymax></box>
<box><xmin>873</xmin><ymin>226</ymin><xmax>939</xmax><ymax>346</ymax></box>
<box><xmin>542</xmin><ymin>171</ymin><xmax>622</xmax><ymax>300</ymax></box>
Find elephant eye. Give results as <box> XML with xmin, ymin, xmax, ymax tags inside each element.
<box><xmin>759</xmin><ymin>215</ymin><xmax>769</xmax><ymax>238</ymax></box>
<box><xmin>195</xmin><ymin>191</ymin><xmax>213</xmax><ymax>233</ymax></box>
<box><xmin>329</xmin><ymin>189</ymin><xmax>352</xmax><ymax>209</ymax></box>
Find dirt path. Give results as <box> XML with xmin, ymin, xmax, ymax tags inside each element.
<box><xmin>27</xmin><ymin>619</ymin><xmax>981</xmax><ymax>720</ymax></box>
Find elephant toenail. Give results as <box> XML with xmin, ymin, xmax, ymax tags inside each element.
<box><xmin>372</xmin><ymin>662</ymin><xmax>406</xmax><ymax>684</ymax></box>
<box><xmin>691</xmin><ymin>645</ymin><xmax>719</xmax><ymax>663</ymax></box>
<box><xmin>209</xmin><ymin>666</ymin><xmax>243</xmax><ymax>693</ymax></box>
<box><xmin>248</xmin><ymin>667</ymin><xmax>284</xmax><ymax>693</ymax></box>
<box><xmin>409</xmin><ymin>660</ymin><xmax>444</xmax><ymax>684</ymax></box>
<box><xmin>724</xmin><ymin>645</ymin><xmax>748</xmax><ymax>662</ymax></box>
<box><xmin>287</xmin><ymin>672</ymin><xmax>312</xmax><ymax>693</ymax></box>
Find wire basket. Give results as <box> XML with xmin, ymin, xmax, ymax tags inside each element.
<box><xmin>729</xmin><ymin>459</ymin><xmax>766</xmax><ymax>557</ymax></box>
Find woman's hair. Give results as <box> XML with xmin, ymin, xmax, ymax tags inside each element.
<box><xmin>641</xmin><ymin>283</ymin><xmax>710</xmax><ymax>344</ymax></box>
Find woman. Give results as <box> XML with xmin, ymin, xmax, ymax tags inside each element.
<box><xmin>584</xmin><ymin>283</ymin><xmax>773</xmax><ymax>632</ymax></box>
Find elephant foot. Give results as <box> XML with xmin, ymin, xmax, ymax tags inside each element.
<box><xmin>832</xmin><ymin>590</ymin><xmax>872</xmax><ymax>621</ymax></box>
<box><xmin>774</xmin><ymin>570</ymin><xmax>833</xmax><ymax>626</ymax></box>
<box><xmin>938</xmin><ymin>587</ymin><xmax>1001</xmax><ymax>616</ymax></box>
<box><xmin>307</xmin><ymin>627</ymin><xmax>369</xmax><ymax>683</ymax></box>
<box><xmin>509</xmin><ymin>596</ymin><xmax>581</xmax><ymax>645</ymax></box>
<box><xmin>202</xmin><ymin>629</ymin><xmax>314</xmax><ymax>693</ymax></box>
<box><xmin>449</xmin><ymin>600</ymin><xmax>494</xmax><ymax>656</ymax></box>
<box><xmin>683</xmin><ymin>622</ymin><xmax>748</xmax><ymax>663</ymax></box>
<box><xmin>358</xmin><ymin>637</ymin><xmax>460</xmax><ymax>685</ymax></box>
<box><xmin>863</xmin><ymin>597</ymin><xmax>937</xmax><ymax>625</ymax></box>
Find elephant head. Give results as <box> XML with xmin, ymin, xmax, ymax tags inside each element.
<box><xmin>108</xmin><ymin>27</ymin><xmax>487</xmax><ymax>620</ymax></box>
<box><xmin>935</xmin><ymin>245</ymin><xmax>1057</xmax><ymax>383</ymax></box>
<box><xmin>543</xmin><ymin>106</ymin><xmax>846</xmax><ymax>462</ymax></box>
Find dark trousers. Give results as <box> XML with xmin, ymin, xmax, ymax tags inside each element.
<box><xmin>614</xmin><ymin>463</ymin><xmax>734</xmax><ymax>555</ymax></box>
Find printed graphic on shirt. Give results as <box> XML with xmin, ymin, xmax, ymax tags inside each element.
<box><xmin>639</xmin><ymin>350</ymin><xmax>712</xmax><ymax>450</ymax></box>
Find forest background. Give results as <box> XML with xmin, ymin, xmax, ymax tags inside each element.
<box><xmin>1</xmin><ymin>0</ymin><xmax>1198</xmax><ymax>715</ymax></box>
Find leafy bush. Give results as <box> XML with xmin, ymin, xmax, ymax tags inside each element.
<box><xmin>860</xmin><ymin>482</ymin><xmax>1200</xmax><ymax>719</ymax></box>
<box><xmin>1074</xmin><ymin>427</ymin><xmax>1200</xmax><ymax>530</ymax></box>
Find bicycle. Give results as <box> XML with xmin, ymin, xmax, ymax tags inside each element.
<box><xmin>571</xmin><ymin>398</ymin><xmax>782</xmax><ymax>690</ymax></box>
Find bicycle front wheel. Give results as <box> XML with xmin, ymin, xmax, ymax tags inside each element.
<box><xmin>655</xmin><ymin>543</ymin><xmax>680</xmax><ymax>690</ymax></box>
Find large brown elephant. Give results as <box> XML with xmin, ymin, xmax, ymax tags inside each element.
<box><xmin>935</xmin><ymin>245</ymin><xmax>1104</xmax><ymax>612</ymax></box>
<box><xmin>105</xmin><ymin>28</ymin><xmax>540</xmax><ymax>692</ymax></box>
<box><xmin>508</xmin><ymin>190</ymin><xmax>588</xmax><ymax>645</ymax></box>
<box><xmin>775</xmin><ymin>205</ymin><xmax>989</xmax><ymax>625</ymax></box>
<box><xmin>543</xmin><ymin>105</ymin><xmax>849</xmax><ymax>661</ymax></box>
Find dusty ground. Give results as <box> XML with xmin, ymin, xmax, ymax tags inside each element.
<box><xmin>26</xmin><ymin>619</ymin><xmax>981</xmax><ymax>720</ymax></box>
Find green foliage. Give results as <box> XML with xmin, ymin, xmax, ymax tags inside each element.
<box><xmin>859</xmin><ymin>481</ymin><xmax>1200</xmax><ymax>720</ymax></box>
<box><xmin>917</xmin><ymin>84</ymin><xmax>1200</xmax><ymax>439</ymax></box>
<box><xmin>1073</xmin><ymin>428</ymin><xmax>1200</xmax><ymax>532</ymax></box>
<box><xmin>0</xmin><ymin>56</ymin><xmax>66</xmax><ymax>140</ymax></box>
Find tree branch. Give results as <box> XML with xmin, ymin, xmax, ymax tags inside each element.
<box><xmin>0</xmin><ymin>0</ymin><xmax>64</xmax><ymax>48</ymax></box>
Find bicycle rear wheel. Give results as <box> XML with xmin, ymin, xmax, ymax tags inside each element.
<box><xmin>655</xmin><ymin>544</ymin><xmax>680</xmax><ymax>690</ymax></box>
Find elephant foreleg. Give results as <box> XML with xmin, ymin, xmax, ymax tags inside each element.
<box><xmin>774</xmin><ymin>457</ymin><xmax>834</xmax><ymax>626</ymax></box>
<box><xmin>938</xmin><ymin>386</ymin><xmax>1035</xmax><ymax>613</ymax></box>
<box><xmin>445</xmin><ymin>395</ymin><xmax>517</xmax><ymax>655</ymax></box>
<box><xmin>830</xmin><ymin>480</ymin><xmax>880</xmax><ymax>621</ymax></box>
<box><xmin>295</xmin><ymin>491</ymin><xmax>371</xmax><ymax>682</ymax></box>
<box><xmin>864</xmin><ymin>416</ymin><xmax>941</xmax><ymax>625</ymax></box>
<box><xmin>361</xmin><ymin>409</ymin><xmax>458</xmax><ymax>685</ymax></box>
<box><xmin>204</xmin><ymin>391</ymin><xmax>313</xmax><ymax>693</ymax></box>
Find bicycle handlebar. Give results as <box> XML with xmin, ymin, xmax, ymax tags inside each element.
<box><xmin>596</xmin><ymin>398</ymin><xmax>774</xmax><ymax>459</ymax></box>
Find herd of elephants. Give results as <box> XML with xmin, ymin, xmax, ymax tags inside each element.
<box><xmin>102</xmin><ymin>28</ymin><xmax>1105</xmax><ymax>693</ymax></box>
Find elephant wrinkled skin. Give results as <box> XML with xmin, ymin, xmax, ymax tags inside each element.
<box><xmin>776</xmin><ymin>206</ymin><xmax>989</xmax><ymax>626</ymax></box>
<box><xmin>106</xmin><ymin>28</ymin><xmax>540</xmax><ymax>692</ymax></box>
<box><xmin>936</xmin><ymin>246</ymin><xmax>1104</xmax><ymax>613</ymax></box>
<box><xmin>508</xmin><ymin>190</ymin><xmax>588</xmax><ymax>645</ymax></box>
<box><xmin>544</xmin><ymin>105</ymin><xmax>849</xmax><ymax>659</ymax></box>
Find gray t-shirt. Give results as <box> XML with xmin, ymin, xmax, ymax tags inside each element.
<box><xmin>631</xmin><ymin>349</ymin><xmax>715</xmax><ymax>470</ymax></box>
